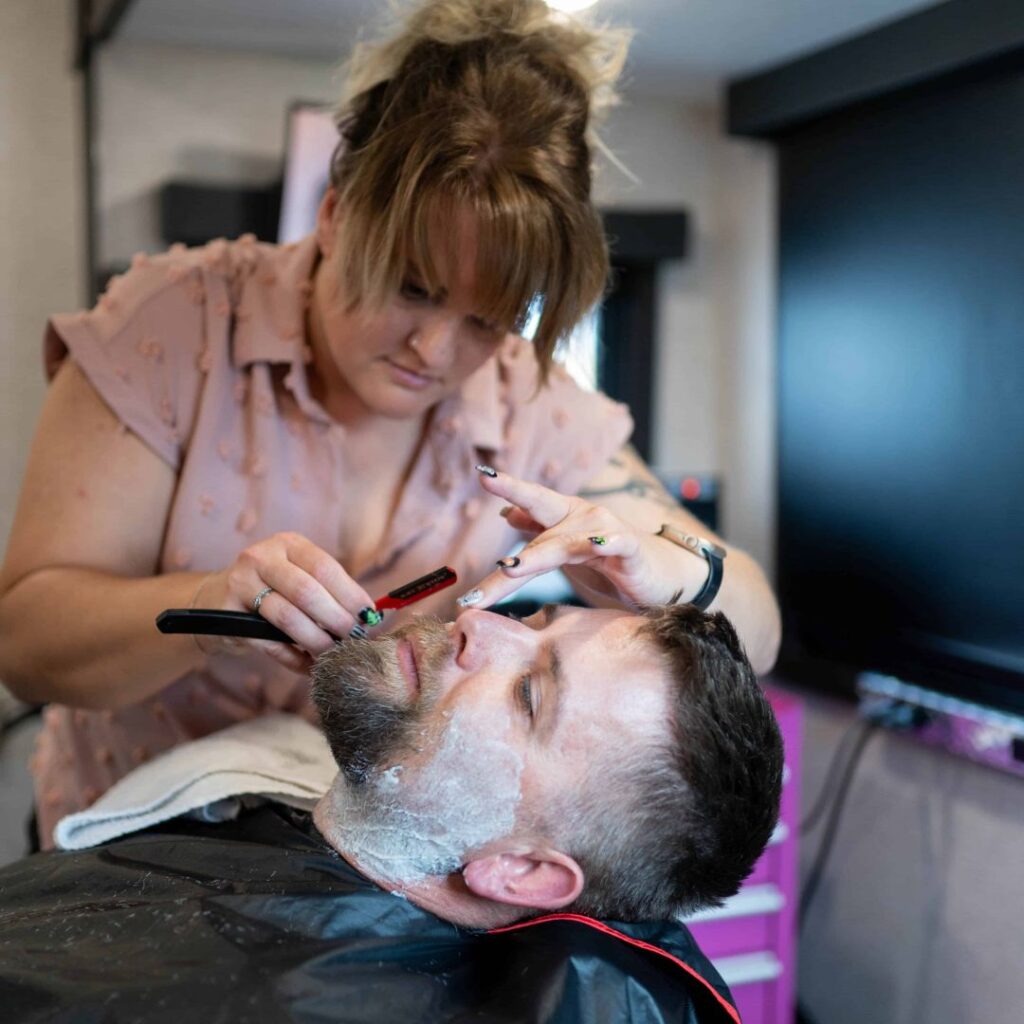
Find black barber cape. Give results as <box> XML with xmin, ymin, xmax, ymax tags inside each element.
<box><xmin>0</xmin><ymin>803</ymin><xmax>739</xmax><ymax>1023</ymax></box>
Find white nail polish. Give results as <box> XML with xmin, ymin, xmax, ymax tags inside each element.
<box><xmin>456</xmin><ymin>588</ymin><xmax>483</xmax><ymax>608</ymax></box>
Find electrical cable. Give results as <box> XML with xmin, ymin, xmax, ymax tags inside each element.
<box><xmin>798</xmin><ymin>717</ymin><xmax>878</xmax><ymax>928</ymax></box>
<box><xmin>796</xmin><ymin>1003</ymin><xmax>822</xmax><ymax>1024</ymax></box>
<box><xmin>799</xmin><ymin>716</ymin><xmax>868</xmax><ymax>834</ymax></box>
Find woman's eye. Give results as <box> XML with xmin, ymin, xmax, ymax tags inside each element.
<box><xmin>469</xmin><ymin>315</ymin><xmax>501</xmax><ymax>334</ymax></box>
<box><xmin>518</xmin><ymin>674</ymin><xmax>535</xmax><ymax>719</ymax></box>
<box><xmin>400</xmin><ymin>280</ymin><xmax>430</xmax><ymax>302</ymax></box>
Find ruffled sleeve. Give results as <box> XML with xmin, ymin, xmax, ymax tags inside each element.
<box><xmin>43</xmin><ymin>249</ymin><xmax>210</xmax><ymax>469</ymax></box>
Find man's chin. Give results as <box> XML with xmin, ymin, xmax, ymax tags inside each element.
<box><xmin>310</xmin><ymin>641</ymin><xmax>412</xmax><ymax>783</ymax></box>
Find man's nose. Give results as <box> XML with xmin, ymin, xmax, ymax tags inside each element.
<box><xmin>452</xmin><ymin>609</ymin><xmax>532</xmax><ymax>672</ymax></box>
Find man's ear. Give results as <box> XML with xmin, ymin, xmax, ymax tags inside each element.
<box><xmin>315</xmin><ymin>187</ymin><xmax>341</xmax><ymax>259</ymax></box>
<box><xmin>462</xmin><ymin>848</ymin><xmax>584</xmax><ymax>911</ymax></box>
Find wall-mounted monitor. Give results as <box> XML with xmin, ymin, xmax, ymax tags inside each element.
<box><xmin>278</xmin><ymin>102</ymin><xmax>338</xmax><ymax>244</ymax></box>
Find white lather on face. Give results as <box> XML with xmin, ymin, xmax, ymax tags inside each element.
<box><xmin>321</xmin><ymin>703</ymin><xmax>523</xmax><ymax>885</ymax></box>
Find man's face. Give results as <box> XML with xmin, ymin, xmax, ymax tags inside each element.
<box><xmin>311</xmin><ymin>606</ymin><xmax>672</xmax><ymax>883</ymax></box>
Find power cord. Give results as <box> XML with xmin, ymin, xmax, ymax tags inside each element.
<box><xmin>799</xmin><ymin>697</ymin><xmax>925</xmax><ymax>928</ymax></box>
<box><xmin>799</xmin><ymin>717</ymin><xmax>869</xmax><ymax>834</ymax></box>
<box><xmin>798</xmin><ymin>717</ymin><xmax>878</xmax><ymax>927</ymax></box>
<box><xmin>797</xmin><ymin>698</ymin><xmax>925</xmax><ymax>1023</ymax></box>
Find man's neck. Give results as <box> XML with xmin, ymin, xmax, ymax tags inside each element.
<box><xmin>312</xmin><ymin>796</ymin><xmax>524</xmax><ymax>930</ymax></box>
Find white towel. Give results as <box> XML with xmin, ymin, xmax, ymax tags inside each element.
<box><xmin>54</xmin><ymin>713</ymin><xmax>336</xmax><ymax>851</ymax></box>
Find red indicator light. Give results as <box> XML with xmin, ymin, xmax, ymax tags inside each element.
<box><xmin>680</xmin><ymin>477</ymin><xmax>702</xmax><ymax>501</ymax></box>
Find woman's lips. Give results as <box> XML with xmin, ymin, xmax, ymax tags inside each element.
<box><xmin>384</xmin><ymin>357</ymin><xmax>436</xmax><ymax>390</ymax></box>
<box><xmin>397</xmin><ymin>639</ymin><xmax>420</xmax><ymax>699</ymax></box>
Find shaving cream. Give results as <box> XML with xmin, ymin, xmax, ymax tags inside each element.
<box><xmin>321</xmin><ymin>705</ymin><xmax>523</xmax><ymax>885</ymax></box>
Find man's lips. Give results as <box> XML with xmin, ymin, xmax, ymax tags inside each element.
<box><xmin>396</xmin><ymin>639</ymin><xmax>420</xmax><ymax>698</ymax></box>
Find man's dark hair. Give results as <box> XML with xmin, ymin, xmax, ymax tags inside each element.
<box><xmin>555</xmin><ymin>605</ymin><xmax>783</xmax><ymax>922</ymax></box>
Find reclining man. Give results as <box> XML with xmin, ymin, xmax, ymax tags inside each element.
<box><xmin>0</xmin><ymin>603</ymin><xmax>783</xmax><ymax>1023</ymax></box>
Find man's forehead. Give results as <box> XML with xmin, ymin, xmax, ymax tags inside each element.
<box><xmin>552</xmin><ymin>607</ymin><xmax>672</xmax><ymax>733</ymax></box>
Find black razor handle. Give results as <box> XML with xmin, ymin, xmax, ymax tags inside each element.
<box><xmin>156</xmin><ymin>609</ymin><xmax>295</xmax><ymax>645</ymax></box>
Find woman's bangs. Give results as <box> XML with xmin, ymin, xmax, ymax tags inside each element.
<box><xmin>401</xmin><ymin>182</ymin><xmax>561</xmax><ymax>336</ymax></box>
<box><xmin>475</xmin><ymin>185</ymin><xmax>563</xmax><ymax>336</ymax></box>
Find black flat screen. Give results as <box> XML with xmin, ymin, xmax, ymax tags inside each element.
<box><xmin>777</xmin><ymin>61</ymin><xmax>1024</xmax><ymax>714</ymax></box>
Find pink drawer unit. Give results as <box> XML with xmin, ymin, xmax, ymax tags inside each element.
<box><xmin>681</xmin><ymin>685</ymin><xmax>802</xmax><ymax>1024</ymax></box>
<box><xmin>718</xmin><ymin>952</ymin><xmax>785</xmax><ymax>1024</ymax></box>
<box><xmin>745</xmin><ymin>822</ymin><xmax>787</xmax><ymax>886</ymax></box>
<box><xmin>685</xmin><ymin>884</ymin><xmax>786</xmax><ymax>959</ymax></box>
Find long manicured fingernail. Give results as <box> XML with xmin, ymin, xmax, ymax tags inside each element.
<box><xmin>498</xmin><ymin>505</ymin><xmax>514</xmax><ymax>518</ymax></box>
<box><xmin>496</xmin><ymin>556</ymin><xmax>521</xmax><ymax>569</ymax></box>
<box><xmin>348</xmin><ymin>624</ymin><xmax>368</xmax><ymax>640</ymax></box>
<box><xmin>475</xmin><ymin>464</ymin><xmax>498</xmax><ymax>478</ymax></box>
<box><xmin>359</xmin><ymin>607</ymin><xmax>383</xmax><ymax>626</ymax></box>
<box><xmin>589</xmin><ymin>535</ymin><xmax>608</xmax><ymax>546</ymax></box>
<box><xmin>456</xmin><ymin>589</ymin><xmax>483</xmax><ymax>608</ymax></box>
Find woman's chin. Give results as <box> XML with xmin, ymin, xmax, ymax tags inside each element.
<box><xmin>364</xmin><ymin>384</ymin><xmax>438</xmax><ymax>420</ymax></box>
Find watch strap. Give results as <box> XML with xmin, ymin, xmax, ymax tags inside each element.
<box><xmin>655</xmin><ymin>524</ymin><xmax>727</xmax><ymax>611</ymax></box>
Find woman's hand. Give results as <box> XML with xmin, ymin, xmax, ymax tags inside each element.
<box><xmin>461</xmin><ymin>469</ymin><xmax>704</xmax><ymax>611</ymax></box>
<box><xmin>199</xmin><ymin>532</ymin><xmax>377</xmax><ymax>672</ymax></box>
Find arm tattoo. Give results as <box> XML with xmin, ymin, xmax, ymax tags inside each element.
<box><xmin>578</xmin><ymin>477</ymin><xmax>677</xmax><ymax>509</ymax></box>
<box><xmin>579</xmin><ymin>445</ymin><xmax>678</xmax><ymax>509</ymax></box>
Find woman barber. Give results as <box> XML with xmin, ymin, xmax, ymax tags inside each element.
<box><xmin>0</xmin><ymin>0</ymin><xmax>779</xmax><ymax>847</ymax></box>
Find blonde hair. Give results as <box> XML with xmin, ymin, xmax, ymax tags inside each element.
<box><xmin>328</xmin><ymin>0</ymin><xmax>630</xmax><ymax>380</ymax></box>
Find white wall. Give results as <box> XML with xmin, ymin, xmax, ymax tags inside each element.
<box><xmin>95</xmin><ymin>39</ymin><xmax>343</xmax><ymax>266</ymax></box>
<box><xmin>0</xmin><ymin>0</ymin><xmax>84</xmax><ymax>553</ymax></box>
<box><xmin>0</xmin><ymin>0</ymin><xmax>84</xmax><ymax>863</ymax></box>
<box><xmin>596</xmin><ymin>100</ymin><xmax>777</xmax><ymax>575</ymax></box>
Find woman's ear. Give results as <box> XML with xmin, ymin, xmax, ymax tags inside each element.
<box><xmin>315</xmin><ymin>187</ymin><xmax>341</xmax><ymax>259</ymax></box>
<box><xmin>462</xmin><ymin>848</ymin><xmax>584</xmax><ymax>911</ymax></box>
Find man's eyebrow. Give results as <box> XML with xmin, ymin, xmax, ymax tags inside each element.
<box><xmin>538</xmin><ymin>604</ymin><xmax>564</xmax><ymax>736</ymax></box>
<box><xmin>540</xmin><ymin>603</ymin><xmax>563</xmax><ymax>627</ymax></box>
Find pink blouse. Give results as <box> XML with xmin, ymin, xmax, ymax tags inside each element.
<box><xmin>31</xmin><ymin>233</ymin><xmax>633</xmax><ymax>846</ymax></box>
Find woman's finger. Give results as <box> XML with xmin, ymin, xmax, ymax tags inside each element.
<box><xmin>254</xmin><ymin>640</ymin><xmax>315</xmax><ymax>674</ymax></box>
<box><xmin>500</xmin><ymin>505</ymin><xmax>545</xmax><ymax>534</ymax></box>
<box><xmin>477</xmin><ymin>466</ymin><xmax>575</xmax><ymax>529</ymax></box>
<box><xmin>459</xmin><ymin>531</ymin><xmax>638</xmax><ymax>610</ymax></box>
<box><xmin>506</xmin><ymin>530</ymin><xmax>641</xmax><ymax>579</ymax></box>
<box><xmin>246</xmin><ymin>587</ymin><xmax>338</xmax><ymax>654</ymax></box>
<box><xmin>283</xmin><ymin>534</ymin><xmax>377</xmax><ymax>619</ymax></box>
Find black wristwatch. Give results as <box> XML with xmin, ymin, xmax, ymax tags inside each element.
<box><xmin>655</xmin><ymin>524</ymin><xmax>727</xmax><ymax>611</ymax></box>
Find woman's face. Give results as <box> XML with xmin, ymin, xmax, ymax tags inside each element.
<box><xmin>308</xmin><ymin>191</ymin><xmax>509</xmax><ymax>421</ymax></box>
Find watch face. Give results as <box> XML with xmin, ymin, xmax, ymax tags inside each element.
<box><xmin>699</xmin><ymin>540</ymin><xmax>727</xmax><ymax>560</ymax></box>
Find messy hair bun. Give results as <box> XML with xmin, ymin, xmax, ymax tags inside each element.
<box><xmin>327</xmin><ymin>0</ymin><xmax>633</xmax><ymax>378</ymax></box>
<box><xmin>340</xmin><ymin>0</ymin><xmax>630</xmax><ymax>140</ymax></box>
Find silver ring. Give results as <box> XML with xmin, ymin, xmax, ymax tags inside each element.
<box><xmin>252</xmin><ymin>586</ymin><xmax>274</xmax><ymax>613</ymax></box>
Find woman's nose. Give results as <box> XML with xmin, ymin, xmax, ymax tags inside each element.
<box><xmin>410</xmin><ymin>313</ymin><xmax>459</xmax><ymax>369</ymax></box>
<box><xmin>453</xmin><ymin>609</ymin><xmax>531</xmax><ymax>672</ymax></box>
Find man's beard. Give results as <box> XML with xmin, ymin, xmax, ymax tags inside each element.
<box><xmin>311</xmin><ymin>616</ymin><xmax>526</xmax><ymax>885</ymax></box>
<box><xmin>310</xmin><ymin>617</ymin><xmax>453</xmax><ymax>784</ymax></box>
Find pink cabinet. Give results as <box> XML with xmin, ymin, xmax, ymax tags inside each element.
<box><xmin>682</xmin><ymin>686</ymin><xmax>802</xmax><ymax>1024</ymax></box>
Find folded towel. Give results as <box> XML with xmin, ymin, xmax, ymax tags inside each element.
<box><xmin>54</xmin><ymin>713</ymin><xmax>336</xmax><ymax>850</ymax></box>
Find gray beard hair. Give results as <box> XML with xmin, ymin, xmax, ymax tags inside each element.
<box><xmin>310</xmin><ymin>617</ymin><xmax>451</xmax><ymax>783</ymax></box>
<box><xmin>310</xmin><ymin>617</ymin><xmax>524</xmax><ymax>884</ymax></box>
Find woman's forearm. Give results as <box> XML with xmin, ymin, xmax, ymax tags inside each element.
<box><xmin>0</xmin><ymin>567</ymin><xmax>210</xmax><ymax>709</ymax></box>
<box><xmin>705</xmin><ymin>548</ymin><xmax>781</xmax><ymax>676</ymax></box>
<box><xmin>564</xmin><ymin>546</ymin><xmax>781</xmax><ymax>675</ymax></box>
